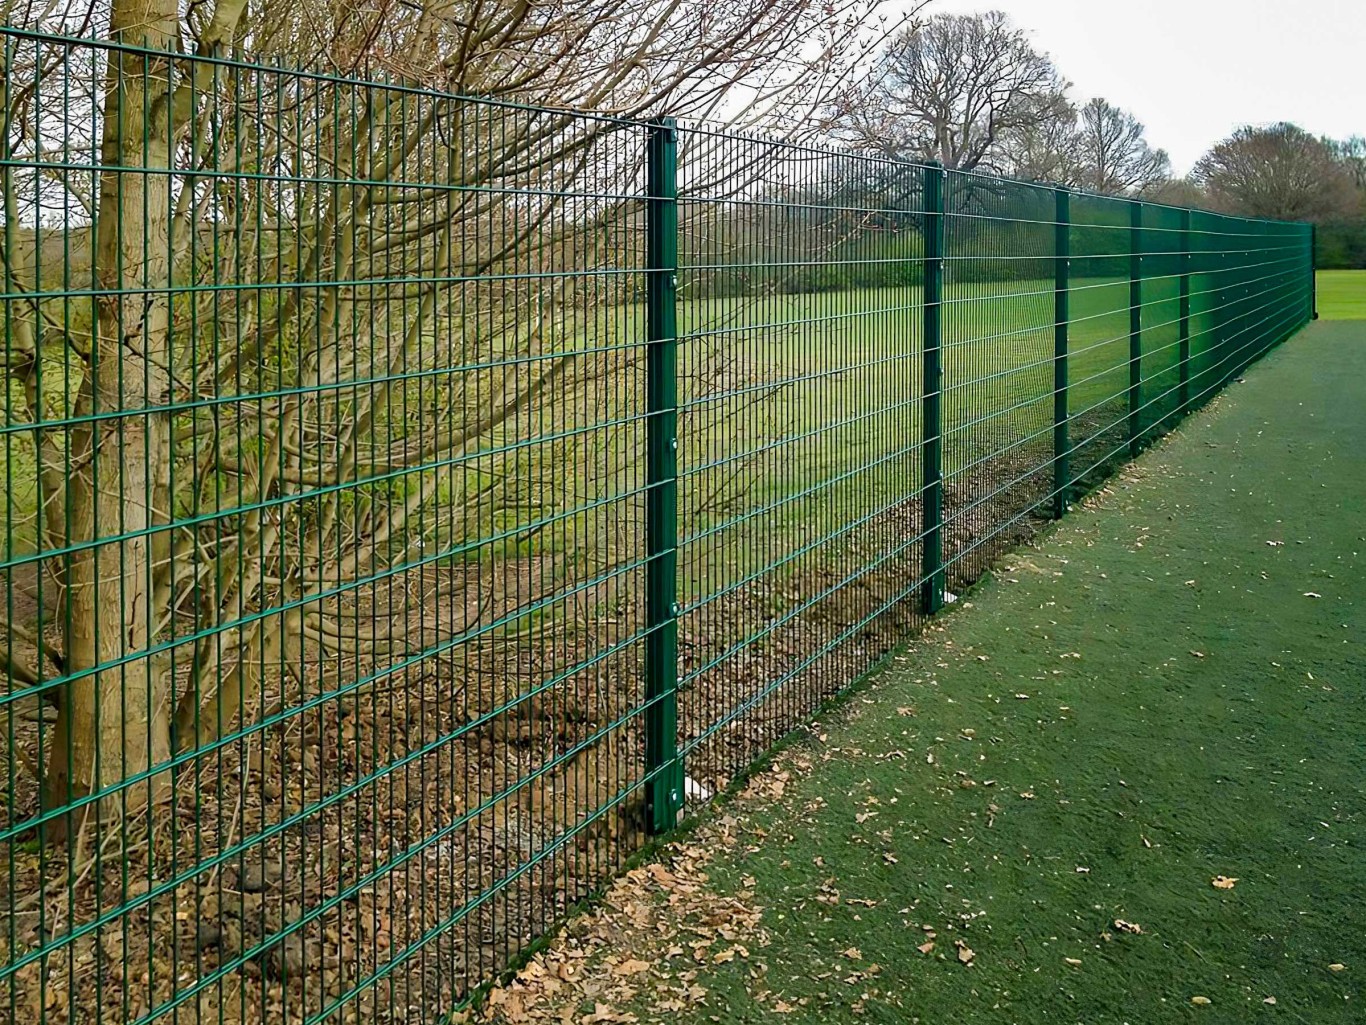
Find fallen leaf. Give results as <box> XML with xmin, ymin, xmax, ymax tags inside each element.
<box><xmin>612</xmin><ymin>959</ymin><xmax>651</xmax><ymax>977</ymax></box>
<box><xmin>1303</xmin><ymin>592</ymin><xmax>1322</xmax><ymax>598</ymax></box>
<box><xmin>773</xmin><ymin>1001</ymin><xmax>795</xmax><ymax>1014</ymax></box>
<box><xmin>1328</xmin><ymin>963</ymin><xmax>1347</xmax><ymax>972</ymax></box>
<box><xmin>882</xmin><ymin>852</ymin><xmax>898</xmax><ymax>865</ymax></box>
<box><xmin>917</xmin><ymin>941</ymin><xmax>935</xmax><ymax>954</ymax></box>
<box><xmin>584</xmin><ymin>1002</ymin><xmax>629</xmax><ymax>1023</ymax></box>
<box><xmin>713</xmin><ymin>948</ymin><xmax>737</xmax><ymax>964</ymax></box>
<box><xmin>1064</xmin><ymin>957</ymin><xmax>1082</xmax><ymax>967</ymax></box>
<box><xmin>955</xmin><ymin>940</ymin><xmax>975</xmax><ymax>966</ymax></box>
<box><xmin>1212</xmin><ymin>876</ymin><xmax>1238</xmax><ymax>890</ymax></box>
<box><xmin>897</xmin><ymin>707</ymin><xmax>915</xmax><ymax>717</ymax></box>
<box><xmin>1190</xmin><ymin>996</ymin><xmax>1212</xmax><ymax>1006</ymax></box>
<box><xmin>1189</xmin><ymin>650</ymin><xmax>1205</xmax><ymax>659</ymax></box>
<box><xmin>1263</xmin><ymin>996</ymin><xmax>1277</xmax><ymax>1005</ymax></box>
<box><xmin>1019</xmin><ymin>791</ymin><xmax>1036</xmax><ymax>800</ymax></box>
<box><xmin>1113</xmin><ymin>920</ymin><xmax>1144</xmax><ymax>934</ymax></box>
<box><xmin>842</xmin><ymin>948</ymin><xmax>862</xmax><ymax>960</ymax></box>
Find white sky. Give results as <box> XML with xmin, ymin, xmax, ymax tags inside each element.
<box><xmin>903</xmin><ymin>0</ymin><xmax>1365</xmax><ymax>173</ymax></box>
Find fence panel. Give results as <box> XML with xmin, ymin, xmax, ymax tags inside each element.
<box><xmin>1139</xmin><ymin>202</ymin><xmax>1187</xmax><ymax>435</ymax></box>
<box><xmin>671</xmin><ymin>131</ymin><xmax>928</xmax><ymax>794</ymax></box>
<box><xmin>1</xmin><ymin>31</ymin><xmax>659</xmax><ymax>1023</ymax></box>
<box><xmin>1064</xmin><ymin>192</ymin><xmax>1136</xmax><ymax>494</ymax></box>
<box><xmin>0</xmin><ymin>31</ymin><xmax>1315</xmax><ymax>1023</ymax></box>
<box><xmin>940</xmin><ymin>172</ymin><xmax>1057</xmax><ymax>590</ymax></box>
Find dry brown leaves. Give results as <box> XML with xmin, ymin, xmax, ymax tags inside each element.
<box><xmin>463</xmin><ymin>792</ymin><xmax>775</xmax><ymax>1023</ymax></box>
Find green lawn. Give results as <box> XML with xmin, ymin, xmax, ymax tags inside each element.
<box><xmin>1316</xmin><ymin>270</ymin><xmax>1366</xmax><ymax>319</ymax></box>
<box><xmin>1</xmin><ymin>273</ymin><xmax>1303</xmax><ymax>617</ymax></box>
<box><xmin>488</xmin><ymin>319</ymin><xmax>1364</xmax><ymax>1024</ymax></box>
<box><xmin>670</xmin><ymin>272</ymin><xmax>1293</xmax><ymax>603</ymax></box>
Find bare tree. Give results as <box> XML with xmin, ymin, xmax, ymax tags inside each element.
<box><xmin>1072</xmin><ymin>97</ymin><xmax>1170</xmax><ymax>196</ymax></box>
<box><xmin>1325</xmin><ymin>135</ymin><xmax>1366</xmax><ymax>192</ymax></box>
<box><xmin>997</xmin><ymin>91</ymin><xmax>1081</xmax><ymax>184</ymax></box>
<box><xmin>1</xmin><ymin>0</ymin><xmax>901</xmax><ymax>841</ymax></box>
<box><xmin>1144</xmin><ymin>177</ymin><xmax>1209</xmax><ymax>209</ymax></box>
<box><xmin>827</xmin><ymin>10</ymin><xmax>1066</xmax><ymax>172</ymax></box>
<box><xmin>1193</xmin><ymin>123</ymin><xmax>1360</xmax><ymax>221</ymax></box>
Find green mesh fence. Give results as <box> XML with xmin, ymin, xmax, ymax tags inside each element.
<box><xmin>0</xmin><ymin>30</ymin><xmax>1314</xmax><ymax>1024</ymax></box>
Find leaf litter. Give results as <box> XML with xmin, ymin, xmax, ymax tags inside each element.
<box><xmin>460</xmin><ymin>765</ymin><xmax>788</xmax><ymax>1023</ymax></box>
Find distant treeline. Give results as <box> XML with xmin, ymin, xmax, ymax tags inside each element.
<box><xmin>677</xmin><ymin>182</ymin><xmax>1248</xmax><ymax>299</ymax></box>
<box><xmin>1316</xmin><ymin>218</ymin><xmax>1366</xmax><ymax>269</ymax></box>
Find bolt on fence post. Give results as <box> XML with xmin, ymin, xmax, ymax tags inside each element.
<box><xmin>644</xmin><ymin>118</ymin><xmax>684</xmax><ymax>834</ymax></box>
<box><xmin>1128</xmin><ymin>200</ymin><xmax>1143</xmax><ymax>457</ymax></box>
<box><xmin>1178</xmin><ymin>207</ymin><xmax>1192</xmax><ymax>415</ymax></box>
<box><xmin>1052</xmin><ymin>187</ymin><xmax>1070</xmax><ymax>520</ymax></box>
<box><xmin>920</xmin><ymin>162</ymin><xmax>945</xmax><ymax>616</ymax></box>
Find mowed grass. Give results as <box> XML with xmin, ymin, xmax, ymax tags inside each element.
<box><xmin>604</xmin><ymin>319</ymin><xmax>1365</xmax><ymax>1024</ymax></box>
<box><xmin>671</xmin><ymin>272</ymin><xmax>1250</xmax><ymax>602</ymax></box>
<box><xmin>1316</xmin><ymin>270</ymin><xmax>1366</xmax><ymax>319</ymax></box>
<box><xmin>0</xmin><ymin>270</ymin><xmax>1291</xmax><ymax>612</ymax></box>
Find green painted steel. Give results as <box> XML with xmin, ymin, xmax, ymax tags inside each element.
<box><xmin>921</xmin><ymin>163</ymin><xmax>945</xmax><ymax>615</ymax></box>
<box><xmin>0</xmin><ymin>29</ymin><xmax>1316</xmax><ymax>1024</ymax></box>
<box><xmin>1305</xmin><ymin>224</ymin><xmax>1316</xmax><ymax>321</ymax></box>
<box><xmin>1129</xmin><ymin>200</ymin><xmax>1144</xmax><ymax>456</ymax></box>
<box><xmin>1180</xmin><ymin>207</ymin><xmax>1193</xmax><ymax>414</ymax></box>
<box><xmin>644</xmin><ymin>119</ymin><xmax>683</xmax><ymax>835</ymax></box>
<box><xmin>1053</xmin><ymin>188</ymin><xmax>1071</xmax><ymax>520</ymax></box>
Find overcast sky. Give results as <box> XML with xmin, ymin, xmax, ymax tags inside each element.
<box><xmin>905</xmin><ymin>0</ymin><xmax>1364</xmax><ymax>173</ymax></box>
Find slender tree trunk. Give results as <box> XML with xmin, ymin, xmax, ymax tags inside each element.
<box><xmin>43</xmin><ymin>0</ymin><xmax>180</xmax><ymax>838</ymax></box>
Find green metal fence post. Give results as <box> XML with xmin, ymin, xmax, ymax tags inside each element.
<box><xmin>1178</xmin><ymin>207</ymin><xmax>1192</xmax><ymax>415</ymax></box>
<box><xmin>644</xmin><ymin>118</ymin><xmax>684</xmax><ymax>834</ymax></box>
<box><xmin>920</xmin><ymin>162</ymin><xmax>945</xmax><ymax>615</ymax></box>
<box><xmin>1305</xmin><ymin>224</ymin><xmax>1316</xmax><ymax>321</ymax></box>
<box><xmin>1128</xmin><ymin>200</ymin><xmax>1143</xmax><ymax>456</ymax></box>
<box><xmin>1052</xmin><ymin>187</ymin><xmax>1070</xmax><ymax>520</ymax></box>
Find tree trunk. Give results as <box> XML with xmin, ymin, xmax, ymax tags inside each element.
<box><xmin>43</xmin><ymin>0</ymin><xmax>180</xmax><ymax>838</ymax></box>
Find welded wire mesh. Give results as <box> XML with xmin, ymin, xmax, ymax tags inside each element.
<box><xmin>0</xmin><ymin>30</ymin><xmax>1314</xmax><ymax>1024</ymax></box>
<box><xmin>673</xmin><ymin>132</ymin><xmax>927</xmax><ymax>792</ymax></box>
<box><xmin>1</xmin><ymin>30</ymin><xmax>656</xmax><ymax>1024</ymax></box>
<box><xmin>940</xmin><ymin>173</ymin><xmax>1057</xmax><ymax>590</ymax></box>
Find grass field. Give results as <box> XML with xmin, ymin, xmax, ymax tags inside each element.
<box><xmin>672</xmin><ymin>270</ymin><xmax>1290</xmax><ymax>603</ymax></box>
<box><xmin>0</xmin><ymin>275</ymin><xmax>1213</xmax><ymax>594</ymax></box>
<box><xmin>478</xmin><ymin>318</ymin><xmax>1364</xmax><ymax>1024</ymax></box>
<box><xmin>1316</xmin><ymin>270</ymin><xmax>1366</xmax><ymax>319</ymax></box>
